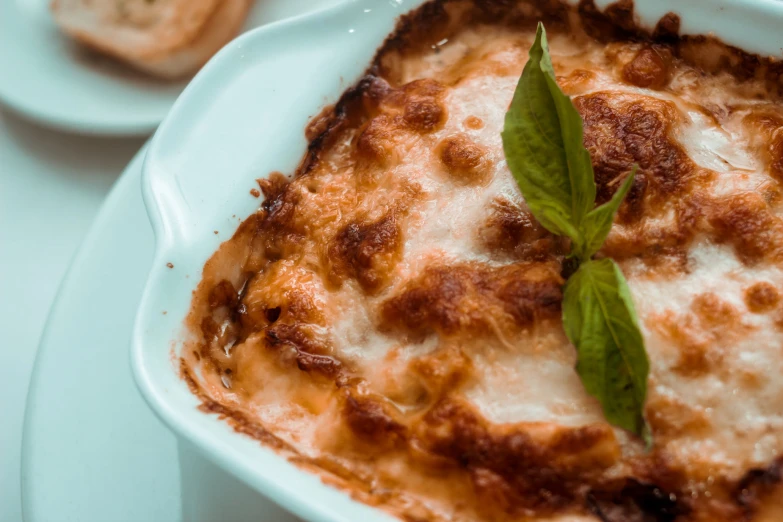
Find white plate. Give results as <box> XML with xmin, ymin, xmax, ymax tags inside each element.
<box><xmin>20</xmin><ymin>147</ymin><xmax>302</xmax><ymax>522</ymax></box>
<box><xmin>0</xmin><ymin>0</ymin><xmax>346</xmax><ymax>136</ymax></box>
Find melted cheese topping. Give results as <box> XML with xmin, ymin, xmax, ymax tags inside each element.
<box><xmin>184</xmin><ymin>3</ymin><xmax>783</xmax><ymax>520</ymax></box>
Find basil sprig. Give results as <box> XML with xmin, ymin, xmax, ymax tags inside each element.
<box><xmin>502</xmin><ymin>23</ymin><xmax>650</xmax><ymax>443</ymax></box>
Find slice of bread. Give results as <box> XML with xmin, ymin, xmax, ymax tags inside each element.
<box><xmin>51</xmin><ymin>0</ymin><xmax>253</xmax><ymax>79</ymax></box>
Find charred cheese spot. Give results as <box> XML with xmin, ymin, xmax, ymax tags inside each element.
<box><xmin>404</xmin><ymin>98</ymin><xmax>447</xmax><ymax>132</ymax></box>
<box><xmin>356</xmin><ymin>78</ymin><xmax>448</xmax><ymax>164</ymax></box>
<box><xmin>342</xmin><ymin>392</ymin><xmax>407</xmax><ymax>447</ymax></box>
<box><xmin>709</xmin><ymin>193</ymin><xmax>783</xmax><ymax>264</ymax></box>
<box><xmin>413</xmin><ymin>399</ymin><xmax>619</xmax><ymax>513</ymax></box>
<box><xmin>653</xmin><ymin>12</ymin><xmax>681</xmax><ymax>40</ymax></box>
<box><xmin>622</xmin><ymin>45</ymin><xmax>673</xmax><ymax>90</ymax></box>
<box><xmin>380</xmin><ymin>262</ymin><xmax>563</xmax><ymax>339</ymax></box>
<box><xmin>384</xmin><ymin>79</ymin><xmax>448</xmax><ymax>132</ymax></box>
<box><xmin>244</xmin><ymin>184</ymin><xmax>306</xmax><ymax>270</ymax></box>
<box><xmin>576</xmin><ymin>92</ymin><xmax>696</xmax><ymax>219</ymax></box>
<box><xmin>478</xmin><ymin>197</ymin><xmax>564</xmax><ymax>261</ymax></box>
<box><xmin>265</xmin><ymin>323</ymin><xmax>342</xmax><ymax>378</ymax></box>
<box><xmin>587</xmin><ymin>478</ymin><xmax>689</xmax><ymax>522</ymax></box>
<box><xmin>558</xmin><ymin>68</ymin><xmax>597</xmax><ymax>94</ymax></box>
<box><xmin>240</xmin><ymin>263</ymin><xmax>324</xmax><ymax>333</ymax></box>
<box><xmin>356</xmin><ymin>115</ymin><xmax>400</xmax><ymax>165</ymax></box>
<box><xmin>437</xmin><ymin>133</ymin><xmax>490</xmax><ymax>184</ymax></box>
<box><xmin>692</xmin><ymin>293</ymin><xmax>742</xmax><ymax>330</ymax></box>
<box><xmin>328</xmin><ymin>210</ymin><xmax>403</xmax><ymax>294</ymax></box>
<box><xmin>463</xmin><ymin>115</ymin><xmax>484</xmax><ymax>129</ymax></box>
<box><xmin>578</xmin><ymin>0</ymin><xmax>637</xmax><ymax>39</ymax></box>
<box><xmin>745</xmin><ymin>282</ymin><xmax>781</xmax><ymax>313</ymax></box>
<box><xmin>735</xmin><ymin>459</ymin><xmax>783</xmax><ymax>520</ymax></box>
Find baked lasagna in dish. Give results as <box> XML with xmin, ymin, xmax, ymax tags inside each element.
<box><xmin>182</xmin><ymin>1</ymin><xmax>783</xmax><ymax>520</ymax></box>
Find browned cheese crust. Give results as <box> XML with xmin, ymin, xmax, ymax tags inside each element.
<box><xmin>182</xmin><ymin>1</ymin><xmax>783</xmax><ymax>520</ymax></box>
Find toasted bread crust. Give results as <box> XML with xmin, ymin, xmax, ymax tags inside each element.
<box><xmin>51</xmin><ymin>0</ymin><xmax>252</xmax><ymax>78</ymax></box>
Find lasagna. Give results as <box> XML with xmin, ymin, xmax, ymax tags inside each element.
<box><xmin>183</xmin><ymin>1</ymin><xmax>783</xmax><ymax>520</ymax></box>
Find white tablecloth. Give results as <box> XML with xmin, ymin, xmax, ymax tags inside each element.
<box><xmin>0</xmin><ymin>108</ymin><xmax>145</xmax><ymax>522</ymax></box>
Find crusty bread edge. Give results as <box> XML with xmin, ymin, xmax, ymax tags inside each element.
<box><xmin>51</xmin><ymin>0</ymin><xmax>222</xmax><ymax>60</ymax></box>
<box><xmin>51</xmin><ymin>0</ymin><xmax>252</xmax><ymax>79</ymax></box>
<box><xmin>126</xmin><ymin>0</ymin><xmax>253</xmax><ymax>78</ymax></box>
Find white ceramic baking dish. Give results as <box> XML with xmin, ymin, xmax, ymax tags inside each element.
<box><xmin>131</xmin><ymin>0</ymin><xmax>783</xmax><ymax>520</ymax></box>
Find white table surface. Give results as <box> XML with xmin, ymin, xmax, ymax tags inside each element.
<box><xmin>0</xmin><ymin>107</ymin><xmax>145</xmax><ymax>522</ymax></box>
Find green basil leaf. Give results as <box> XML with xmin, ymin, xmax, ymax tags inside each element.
<box><xmin>577</xmin><ymin>165</ymin><xmax>637</xmax><ymax>260</ymax></box>
<box><xmin>501</xmin><ymin>23</ymin><xmax>596</xmax><ymax>242</ymax></box>
<box><xmin>503</xmin><ymin>22</ymin><xmax>651</xmax><ymax>444</ymax></box>
<box><xmin>562</xmin><ymin>258</ymin><xmax>651</xmax><ymax>443</ymax></box>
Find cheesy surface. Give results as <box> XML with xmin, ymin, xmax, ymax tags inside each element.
<box><xmin>184</xmin><ymin>1</ymin><xmax>783</xmax><ymax>520</ymax></box>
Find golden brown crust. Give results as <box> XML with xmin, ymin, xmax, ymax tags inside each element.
<box><xmin>709</xmin><ymin>193</ymin><xmax>783</xmax><ymax>265</ymax></box>
<box><xmin>413</xmin><ymin>399</ymin><xmax>620</xmax><ymax>516</ymax></box>
<box><xmin>575</xmin><ymin>92</ymin><xmax>697</xmax><ymax>216</ymax></box>
<box><xmin>437</xmin><ymin>134</ymin><xmax>491</xmax><ymax>184</ymax></box>
<box><xmin>380</xmin><ymin>262</ymin><xmax>564</xmax><ymax>339</ymax></box>
<box><xmin>745</xmin><ymin>282</ymin><xmax>781</xmax><ymax>313</ymax></box>
<box><xmin>180</xmin><ymin>1</ymin><xmax>783</xmax><ymax>521</ymax></box>
<box><xmin>479</xmin><ymin>197</ymin><xmax>565</xmax><ymax>261</ymax></box>
<box><xmin>622</xmin><ymin>45</ymin><xmax>673</xmax><ymax>90</ymax></box>
<box><xmin>328</xmin><ymin>210</ymin><xmax>405</xmax><ymax>294</ymax></box>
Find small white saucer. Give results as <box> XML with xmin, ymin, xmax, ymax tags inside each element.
<box><xmin>0</xmin><ymin>0</ymin><xmax>345</xmax><ymax>136</ymax></box>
